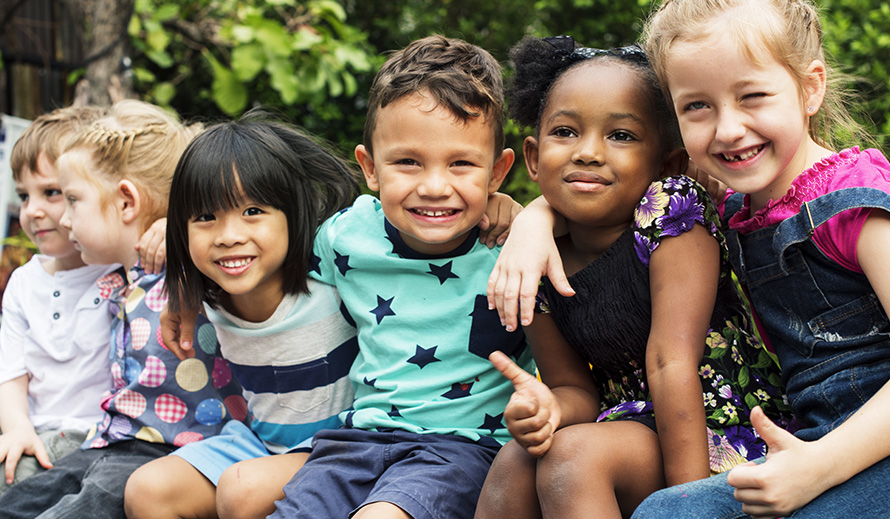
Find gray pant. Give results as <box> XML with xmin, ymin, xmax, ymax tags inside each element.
<box><xmin>0</xmin><ymin>429</ymin><xmax>86</xmax><ymax>495</ymax></box>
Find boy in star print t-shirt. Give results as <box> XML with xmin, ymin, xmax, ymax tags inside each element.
<box><xmin>270</xmin><ymin>36</ymin><xmax>533</xmax><ymax>519</ymax></box>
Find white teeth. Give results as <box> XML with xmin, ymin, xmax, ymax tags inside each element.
<box><xmin>722</xmin><ymin>146</ymin><xmax>762</xmax><ymax>162</ymax></box>
<box><xmin>218</xmin><ymin>258</ymin><xmax>251</xmax><ymax>268</ymax></box>
<box><xmin>415</xmin><ymin>209</ymin><xmax>455</xmax><ymax>217</ymax></box>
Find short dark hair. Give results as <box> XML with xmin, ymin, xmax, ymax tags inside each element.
<box><xmin>166</xmin><ymin>110</ymin><xmax>361</xmax><ymax>313</ymax></box>
<box><xmin>363</xmin><ymin>35</ymin><xmax>506</xmax><ymax>158</ymax></box>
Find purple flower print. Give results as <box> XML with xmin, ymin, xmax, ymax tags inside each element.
<box><xmin>659</xmin><ymin>191</ymin><xmax>704</xmax><ymax>236</ymax></box>
<box><xmin>635</xmin><ymin>183</ymin><xmax>670</xmax><ymax>229</ymax></box>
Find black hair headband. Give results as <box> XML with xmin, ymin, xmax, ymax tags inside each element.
<box><xmin>543</xmin><ymin>35</ymin><xmax>649</xmax><ymax>65</ymax></box>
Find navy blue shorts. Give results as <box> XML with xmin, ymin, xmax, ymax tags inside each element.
<box><xmin>270</xmin><ymin>428</ymin><xmax>500</xmax><ymax>519</ymax></box>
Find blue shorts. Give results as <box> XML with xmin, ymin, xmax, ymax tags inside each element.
<box><xmin>172</xmin><ymin>420</ymin><xmax>312</xmax><ymax>485</ymax></box>
<box><xmin>270</xmin><ymin>428</ymin><xmax>500</xmax><ymax>519</ymax></box>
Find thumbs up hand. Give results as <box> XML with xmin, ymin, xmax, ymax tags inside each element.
<box><xmin>727</xmin><ymin>407</ymin><xmax>830</xmax><ymax>519</ymax></box>
<box><xmin>490</xmin><ymin>351</ymin><xmax>561</xmax><ymax>457</ymax></box>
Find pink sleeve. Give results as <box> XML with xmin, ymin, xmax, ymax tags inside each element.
<box><xmin>812</xmin><ymin>208</ymin><xmax>870</xmax><ymax>273</ymax></box>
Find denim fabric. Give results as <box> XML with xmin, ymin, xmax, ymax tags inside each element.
<box><xmin>725</xmin><ymin>188</ymin><xmax>890</xmax><ymax>441</ymax></box>
<box><xmin>632</xmin><ymin>454</ymin><xmax>890</xmax><ymax>518</ymax></box>
<box><xmin>0</xmin><ymin>430</ymin><xmax>85</xmax><ymax>496</ymax></box>
<box><xmin>0</xmin><ymin>440</ymin><xmax>173</xmax><ymax>519</ymax></box>
<box><xmin>630</xmin><ymin>188</ymin><xmax>890</xmax><ymax>518</ymax></box>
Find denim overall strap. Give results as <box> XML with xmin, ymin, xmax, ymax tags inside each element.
<box><xmin>772</xmin><ymin>187</ymin><xmax>890</xmax><ymax>272</ymax></box>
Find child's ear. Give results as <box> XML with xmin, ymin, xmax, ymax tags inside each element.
<box><xmin>803</xmin><ymin>59</ymin><xmax>827</xmax><ymax>116</ymax></box>
<box><xmin>355</xmin><ymin>144</ymin><xmax>379</xmax><ymax>192</ymax></box>
<box><xmin>523</xmin><ymin>136</ymin><xmax>541</xmax><ymax>183</ymax></box>
<box><xmin>660</xmin><ymin>149</ymin><xmax>689</xmax><ymax>178</ymax></box>
<box><xmin>487</xmin><ymin>148</ymin><xmax>515</xmax><ymax>194</ymax></box>
<box><xmin>117</xmin><ymin>180</ymin><xmax>141</xmax><ymax>225</ymax></box>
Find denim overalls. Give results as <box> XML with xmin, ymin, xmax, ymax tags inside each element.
<box><xmin>724</xmin><ymin>187</ymin><xmax>890</xmax><ymax>441</ymax></box>
<box><xmin>632</xmin><ymin>187</ymin><xmax>890</xmax><ymax>519</ymax></box>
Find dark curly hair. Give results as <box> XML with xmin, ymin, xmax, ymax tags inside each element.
<box><xmin>507</xmin><ymin>35</ymin><xmax>680</xmax><ymax>154</ymax></box>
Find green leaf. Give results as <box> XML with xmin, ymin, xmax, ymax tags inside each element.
<box><xmin>738</xmin><ymin>366</ymin><xmax>750</xmax><ymax>388</ymax></box>
<box><xmin>231</xmin><ymin>43</ymin><xmax>266</xmax><ymax>82</ymax></box>
<box><xmin>257</xmin><ymin>22</ymin><xmax>292</xmax><ymax>58</ymax></box>
<box><xmin>293</xmin><ymin>27</ymin><xmax>324</xmax><ymax>51</ymax></box>
<box><xmin>266</xmin><ymin>57</ymin><xmax>300</xmax><ymax>103</ymax></box>
<box><xmin>153</xmin><ymin>82</ymin><xmax>176</xmax><ymax>105</ymax></box>
<box><xmin>145</xmin><ymin>49</ymin><xmax>174</xmax><ymax>68</ymax></box>
<box><xmin>154</xmin><ymin>4</ymin><xmax>179</xmax><ymax>20</ymax></box>
<box><xmin>744</xmin><ymin>393</ymin><xmax>759</xmax><ymax>410</ymax></box>
<box><xmin>204</xmin><ymin>51</ymin><xmax>248</xmax><ymax>115</ymax></box>
<box><xmin>128</xmin><ymin>14</ymin><xmax>142</xmax><ymax>37</ymax></box>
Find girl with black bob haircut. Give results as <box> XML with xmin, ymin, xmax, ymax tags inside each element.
<box><xmin>126</xmin><ymin>111</ymin><xmax>361</xmax><ymax>519</ymax></box>
<box><xmin>165</xmin><ymin>110</ymin><xmax>361</xmax><ymax>313</ymax></box>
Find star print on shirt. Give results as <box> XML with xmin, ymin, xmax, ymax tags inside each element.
<box><xmin>370</xmin><ymin>295</ymin><xmax>396</xmax><ymax>324</ymax></box>
<box><xmin>363</xmin><ymin>376</ymin><xmax>377</xmax><ymax>387</ymax></box>
<box><xmin>407</xmin><ymin>345</ymin><xmax>440</xmax><ymax>369</ymax></box>
<box><xmin>426</xmin><ymin>261</ymin><xmax>459</xmax><ymax>285</ymax></box>
<box><xmin>441</xmin><ymin>381</ymin><xmax>474</xmax><ymax>399</ymax></box>
<box><xmin>309</xmin><ymin>253</ymin><xmax>321</xmax><ymax>275</ymax></box>
<box><xmin>334</xmin><ymin>250</ymin><xmax>353</xmax><ymax>276</ymax></box>
<box><xmin>388</xmin><ymin>405</ymin><xmax>402</xmax><ymax>418</ymax></box>
<box><xmin>480</xmin><ymin>413</ymin><xmax>505</xmax><ymax>434</ymax></box>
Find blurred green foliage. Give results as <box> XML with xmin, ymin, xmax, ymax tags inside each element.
<box><xmin>128</xmin><ymin>0</ymin><xmax>889</xmax><ymax>204</ymax></box>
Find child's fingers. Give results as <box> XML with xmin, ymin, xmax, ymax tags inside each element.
<box><xmin>32</xmin><ymin>440</ymin><xmax>53</xmax><ymax>471</ymax></box>
<box><xmin>4</xmin><ymin>446</ymin><xmax>21</xmax><ymax>484</ymax></box>
<box><xmin>160</xmin><ymin>306</ymin><xmax>196</xmax><ymax>360</ymax></box>
<box><xmin>489</xmin><ymin>351</ymin><xmax>537</xmax><ymax>390</ymax></box>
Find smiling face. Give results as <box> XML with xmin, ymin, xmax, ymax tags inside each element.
<box><xmin>665</xmin><ymin>32</ymin><xmax>827</xmax><ymax>211</ymax></box>
<box><xmin>357</xmin><ymin>91</ymin><xmax>513</xmax><ymax>256</ymax></box>
<box><xmin>15</xmin><ymin>153</ymin><xmax>84</xmax><ymax>271</ymax></box>
<box><xmin>187</xmin><ymin>195</ymin><xmax>289</xmax><ymax>321</ymax></box>
<box><xmin>527</xmin><ymin>61</ymin><xmax>667</xmax><ymax>232</ymax></box>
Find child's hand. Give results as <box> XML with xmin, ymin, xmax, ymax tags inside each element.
<box><xmin>489</xmin><ymin>351</ymin><xmax>561</xmax><ymax>458</ymax></box>
<box><xmin>160</xmin><ymin>303</ymin><xmax>199</xmax><ymax>360</ymax></box>
<box><xmin>727</xmin><ymin>407</ymin><xmax>830</xmax><ymax>518</ymax></box>
<box><xmin>478</xmin><ymin>192</ymin><xmax>522</xmax><ymax>249</ymax></box>
<box><xmin>135</xmin><ymin>217</ymin><xmax>167</xmax><ymax>275</ymax></box>
<box><xmin>0</xmin><ymin>427</ymin><xmax>52</xmax><ymax>484</ymax></box>
<box><xmin>487</xmin><ymin>204</ymin><xmax>573</xmax><ymax>332</ymax></box>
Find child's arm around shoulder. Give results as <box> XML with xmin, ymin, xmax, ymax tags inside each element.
<box><xmin>727</xmin><ymin>208</ymin><xmax>890</xmax><ymax>517</ymax></box>
<box><xmin>487</xmin><ymin>196</ymin><xmax>574</xmax><ymax>332</ymax></box>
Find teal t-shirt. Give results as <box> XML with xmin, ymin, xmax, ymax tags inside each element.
<box><xmin>310</xmin><ymin>195</ymin><xmax>532</xmax><ymax>446</ymax></box>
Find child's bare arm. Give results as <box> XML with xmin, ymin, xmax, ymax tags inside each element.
<box><xmin>478</xmin><ymin>192</ymin><xmax>522</xmax><ymax>249</ymax></box>
<box><xmin>646</xmin><ymin>224</ymin><xmax>716</xmax><ymax>486</ymax></box>
<box><xmin>0</xmin><ymin>376</ymin><xmax>52</xmax><ymax>483</ymax></box>
<box><xmin>136</xmin><ymin>218</ymin><xmax>167</xmax><ymax>275</ymax></box>
<box><xmin>727</xmin><ymin>209</ymin><xmax>890</xmax><ymax>517</ymax></box>
<box><xmin>487</xmin><ymin>196</ymin><xmax>573</xmax><ymax>332</ymax></box>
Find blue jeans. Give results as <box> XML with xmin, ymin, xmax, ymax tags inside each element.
<box><xmin>0</xmin><ymin>440</ymin><xmax>173</xmax><ymax>519</ymax></box>
<box><xmin>632</xmin><ymin>454</ymin><xmax>890</xmax><ymax>518</ymax></box>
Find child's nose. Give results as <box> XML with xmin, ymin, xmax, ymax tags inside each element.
<box><xmin>572</xmin><ymin>135</ymin><xmax>604</xmax><ymax>165</ymax></box>
<box><xmin>417</xmin><ymin>169</ymin><xmax>452</xmax><ymax>198</ymax></box>
<box><xmin>22</xmin><ymin>200</ymin><xmax>46</xmax><ymax>220</ymax></box>
<box><xmin>214</xmin><ymin>216</ymin><xmax>247</xmax><ymax>246</ymax></box>
<box><xmin>715</xmin><ymin>107</ymin><xmax>746</xmax><ymax>144</ymax></box>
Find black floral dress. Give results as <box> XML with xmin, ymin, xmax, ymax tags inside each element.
<box><xmin>536</xmin><ymin>175</ymin><xmax>792</xmax><ymax>473</ymax></box>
